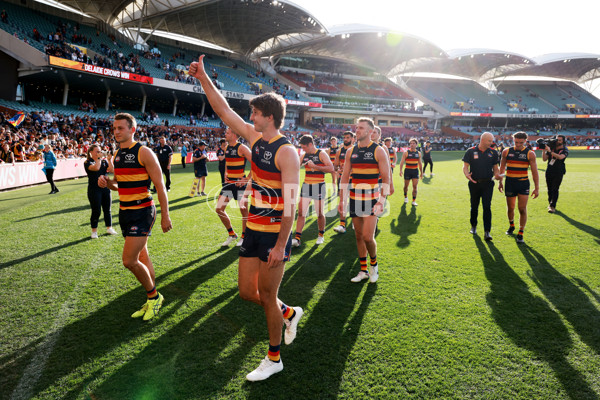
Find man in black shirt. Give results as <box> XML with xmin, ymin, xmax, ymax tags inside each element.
<box><xmin>154</xmin><ymin>136</ymin><xmax>173</xmax><ymax>192</ymax></box>
<box><xmin>542</xmin><ymin>135</ymin><xmax>568</xmax><ymax>213</ymax></box>
<box><xmin>462</xmin><ymin>132</ymin><xmax>503</xmax><ymax>241</ymax></box>
<box><xmin>217</xmin><ymin>138</ymin><xmax>227</xmax><ymax>185</ymax></box>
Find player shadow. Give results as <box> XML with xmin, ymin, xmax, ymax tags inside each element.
<box><xmin>554</xmin><ymin>211</ymin><xmax>600</xmax><ymax>245</ymax></box>
<box><xmin>390</xmin><ymin>203</ymin><xmax>421</xmax><ymax>248</ymax></box>
<box><xmin>518</xmin><ymin>245</ymin><xmax>600</xmax><ymax>355</ymax></box>
<box><xmin>571</xmin><ymin>277</ymin><xmax>600</xmax><ymax>305</ymax></box>
<box><xmin>1</xmin><ymin>249</ymin><xmax>240</xmax><ymax>399</ymax></box>
<box><xmin>474</xmin><ymin>236</ymin><xmax>597</xmax><ymax>399</ymax></box>
<box><xmin>422</xmin><ymin>175</ymin><xmax>432</xmax><ymax>185</ymax></box>
<box><xmin>0</xmin><ymin>237</ymin><xmax>91</xmax><ymax>270</ymax></box>
<box><xmin>246</xmin><ymin>249</ymin><xmax>377</xmax><ymax>399</ymax></box>
<box><xmin>92</xmin><ymin>230</ymin><xmax>355</xmax><ymax>399</ymax></box>
<box><xmin>14</xmin><ymin>204</ymin><xmax>93</xmax><ymax>222</ymax></box>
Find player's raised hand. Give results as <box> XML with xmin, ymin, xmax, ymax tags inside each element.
<box><xmin>188</xmin><ymin>55</ymin><xmax>206</xmax><ymax>79</ymax></box>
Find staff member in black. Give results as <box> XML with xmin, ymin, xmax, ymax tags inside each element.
<box><xmin>153</xmin><ymin>136</ymin><xmax>173</xmax><ymax>192</ymax></box>
<box><xmin>217</xmin><ymin>138</ymin><xmax>227</xmax><ymax>185</ymax></box>
<box><xmin>84</xmin><ymin>144</ymin><xmax>118</xmax><ymax>238</ymax></box>
<box><xmin>462</xmin><ymin>132</ymin><xmax>503</xmax><ymax>241</ymax></box>
<box><xmin>542</xmin><ymin>135</ymin><xmax>568</xmax><ymax>213</ymax></box>
<box><xmin>422</xmin><ymin>141</ymin><xmax>434</xmax><ymax>176</ymax></box>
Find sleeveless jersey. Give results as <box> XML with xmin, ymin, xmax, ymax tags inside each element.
<box><xmin>113</xmin><ymin>142</ymin><xmax>153</xmax><ymax>210</ymax></box>
<box><xmin>328</xmin><ymin>146</ymin><xmax>338</xmax><ymax>164</ymax></box>
<box><xmin>225</xmin><ymin>142</ymin><xmax>246</xmax><ymax>182</ymax></box>
<box><xmin>338</xmin><ymin>145</ymin><xmax>352</xmax><ymax>171</ymax></box>
<box><xmin>505</xmin><ymin>147</ymin><xmax>532</xmax><ymax>181</ymax></box>
<box><xmin>349</xmin><ymin>141</ymin><xmax>380</xmax><ymax>201</ymax></box>
<box><xmin>405</xmin><ymin>150</ymin><xmax>420</xmax><ymax>170</ymax></box>
<box><xmin>303</xmin><ymin>149</ymin><xmax>325</xmax><ymax>184</ymax></box>
<box><xmin>247</xmin><ymin>134</ymin><xmax>293</xmax><ymax>233</ymax></box>
<box><xmin>388</xmin><ymin>146</ymin><xmax>396</xmax><ymax>166</ymax></box>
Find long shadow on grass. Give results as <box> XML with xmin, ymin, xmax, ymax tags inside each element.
<box><xmin>555</xmin><ymin>211</ymin><xmax>600</xmax><ymax>244</ymax></box>
<box><xmin>90</xmin><ymin>233</ymin><xmax>348</xmax><ymax>399</ymax></box>
<box><xmin>1</xmin><ymin>249</ymin><xmax>240</xmax><ymax>399</ymax></box>
<box><xmin>246</xmin><ymin>236</ymin><xmax>376</xmax><ymax>399</ymax></box>
<box><xmin>0</xmin><ymin>237</ymin><xmax>91</xmax><ymax>270</ymax></box>
<box><xmin>476</xmin><ymin>237</ymin><xmax>597</xmax><ymax>399</ymax></box>
<box><xmin>572</xmin><ymin>277</ymin><xmax>600</xmax><ymax>304</ymax></box>
<box><xmin>14</xmin><ymin>204</ymin><xmax>95</xmax><ymax>222</ymax></box>
<box><xmin>390</xmin><ymin>203</ymin><xmax>421</xmax><ymax>248</ymax></box>
<box><xmin>519</xmin><ymin>245</ymin><xmax>600</xmax><ymax>355</ymax></box>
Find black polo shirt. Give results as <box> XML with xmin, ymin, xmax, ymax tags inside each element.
<box><xmin>155</xmin><ymin>144</ymin><xmax>173</xmax><ymax>164</ymax></box>
<box><xmin>462</xmin><ymin>146</ymin><xmax>498</xmax><ymax>180</ymax></box>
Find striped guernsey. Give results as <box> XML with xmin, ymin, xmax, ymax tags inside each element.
<box><xmin>505</xmin><ymin>146</ymin><xmax>533</xmax><ymax>181</ymax></box>
<box><xmin>247</xmin><ymin>134</ymin><xmax>293</xmax><ymax>233</ymax></box>
<box><xmin>302</xmin><ymin>149</ymin><xmax>325</xmax><ymax>184</ymax></box>
<box><xmin>225</xmin><ymin>142</ymin><xmax>247</xmax><ymax>182</ymax></box>
<box><xmin>349</xmin><ymin>141</ymin><xmax>380</xmax><ymax>201</ymax></box>
<box><xmin>113</xmin><ymin>142</ymin><xmax>154</xmax><ymax>210</ymax></box>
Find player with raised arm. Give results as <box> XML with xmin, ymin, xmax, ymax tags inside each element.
<box><xmin>189</xmin><ymin>56</ymin><xmax>303</xmax><ymax>381</ymax></box>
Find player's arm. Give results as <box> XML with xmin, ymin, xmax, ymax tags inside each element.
<box><xmin>267</xmin><ymin>145</ymin><xmax>299</xmax><ymax>268</ymax></box>
<box><xmin>499</xmin><ymin>148</ymin><xmax>508</xmax><ymax>175</ymax></box>
<box><xmin>188</xmin><ymin>55</ymin><xmax>260</xmax><ymax>144</ymax></box>
<box><xmin>529</xmin><ymin>151</ymin><xmax>540</xmax><ymax>198</ymax></box>
<box><xmin>417</xmin><ymin>153</ymin><xmax>424</xmax><ymax>180</ymax></box>
<box><xmin>140</xmin><ymin>147</ymin><xmax>172</xmax><ymax>233</ymax></box>
<box><xmin>236</xmin><ymin>144</ymin><xmax>253</xmax><ymax>186</ymax></box>
<box><xmin>392</xmin><ymin>149</ymin><xmax>397</xmax><ymax>166</ymax></box>
<box><xmin>376</xmin><ymin>145</ymin><xmax>391</xmax><ymax>199</ymax></box>
<box><xmin>398</xmin><ymin>152</ymin><xmax>407</xmax><ymax>176</ymax></box>
<box><xmin>314</xmin><ymin>150</ymin><xmax>334</xmax><ymax>173</ymax></box>
<box><xmin>167</xmin><ymin>148</ymin><xmax>173</xmax><ymax>169</ymax></box>
<box><xmin>191</xmin><ymin>151</ymin><xmax>204</xmax><ymax>162</ymax></box>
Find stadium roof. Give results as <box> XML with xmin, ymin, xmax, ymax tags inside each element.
<box><xmin>499</xmin><ymin>53</ymin><xmax>600</xmax><ymax>83</ymax></box>
<box><xmin>252</xmin><ymin>24</ymin><xmax>446</xmax><ymax>73</ymax></box>
<box><xmin>52</xmin><ymin>0</ymin><xmax>327</xmax><ymax>56</ymax></box>
<box><xmin>389</xmin><ymin>49</ymin><xmax>535</xmax><ymax>82</ymax></box>
<box><xmin>38</xmin><ymin>1</ymin><xmax>600</xmax><ymax>83</ymax></box>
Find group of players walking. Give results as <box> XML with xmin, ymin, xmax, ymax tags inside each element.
<box><xmin>80</xmin><ymin>54</ymin><xmax>563</xmax><ymax>383</ymax></box>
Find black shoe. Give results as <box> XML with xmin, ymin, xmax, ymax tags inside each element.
<box><xmin>49</xmin><ymin>190</ymin><xmax>55</xmax><ymax>194</ymax></box>
<box><xmin>516</xmin><ymin>234</ymin><xmax>525</xmax><ymax>244</ymax></box>
<box><xmin>484</xmin><ymin>231</ymin><xmax>492</xmax><ymax>241</ymax></box>
<box><xmin>506</xmin><ymin>226</ymin><xmax>515</xmax><ymax>235</ymax></box>
<box><xmin>469</xmin><ymin>226</ymin><xmax>477</xmax><ymax>234</ymax></box>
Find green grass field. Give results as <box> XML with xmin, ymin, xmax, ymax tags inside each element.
<box><xmin>1</xmin><ymin>150</ymin><xmax>599</xmax><ymax>400</ymax></box>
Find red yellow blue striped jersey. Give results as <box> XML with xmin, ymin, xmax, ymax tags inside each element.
<box><xmin>388</xmin><ymin>146</ymin><xmax>396</xmax><ymax>166</ymax></box>
<box><xmin>247</xmin><ymin>134</ymin><xmax>293</xmax><ymax>233</ymax></box>
<box><xmin>302</xmin><ymin>149</ymin><xmax>325</xmax><ymax>184</ymax></box>
<box><xmin>349</xmin><ymin>141</ymin><xmax>381</xmax><ymax>201</ymax></box>
<box><xmin>328</xmin><ymin>146</ymin><xmax>338</xmax><ymax>163</ymax></box>
<box><xmin>505</xmin><ymin>146</ymin><xmax>533</xmax><ymax>181</ymax></box>
<box><xmin>225</xmin><ymin>142</ymin><xmax>247</xmax><ymax>182</ymax></box>
<box><xmin>338</xmin><ymin>144</ymin><xmax>352</xmax><ymax>171</ymax></box>
<box><xmin>404</xmin><ymin>150</ymin><xmax>420</xmax><ymax>170</ymax></box>
<box><xmin>113</xmin><ymin>142</ymin><xmax>154</xmax><ymax>210</ymax></box>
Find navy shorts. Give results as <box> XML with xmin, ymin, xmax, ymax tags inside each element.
<box><xmin>349</xmin><ymin>198</ymin><xmax>378</xmax><ymax>218</ymax></box>
<box><xmin>239</xmin><ymin>228</ymin><xmax>292</xmax><ymax>262</ymax></box>
<box><xmin>119</xmin><ymin>206</ymin><xmax>156</xmax><ymax>237</ymax></box>
<box><xmin>300</xmin><ymin>182</ymin><xmax>326</xmax><ymax>200</ymax></box>
<box><xmin>220</xmin><ymin>181</ymin><xmax>245</xmax><ymax>201</ymax></box>
<box><xmin>195</xmin><ymin>167</ymin><xmax>207</xmax><ymax>178</ymax></box>
<box><xmin>505</xmin><ymin>178</ymin><xmax>530</xmax><ymax>197</ymax></box>
<box><xmin>404</xmin><ymin>169</ymin><xmax>419</xmax><ymax>180</ymax></box>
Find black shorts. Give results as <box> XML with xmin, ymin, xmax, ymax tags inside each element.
<box><xmin>404</xmin><ymin>169</ymin><xmax>419</xmax><ymax>180</ymax></box>
<box><xmin>239</xmin><ymin>228</ymin><xmax>292</xmax><ymax>262</ymax></box>
<box><xmin>505</xmin><ymin>178</ymin><xmax>530</xmax><ymax>197</ymax></box>
<box><xmin>300</xmin><ymin>182</ymin><xmax>326</xmax><ymax>200</ymax></box>
<box><xmin>349</xmin><ymin>198</ymin><xmax>378</xmax><ymax>218</ymax></box>
<box><xmin>220</xmin><ymin>181</ymin><xmax>245</xmax><ymax>201</ymax></box>
<box><xmin>119</xmin><ymin>206</ymin><xmax>156</xmax><ymax>237</ymax></box>
<box><xmin>195</xmin><ymin>167</ymin><xmax>207</xmax><ymax>178</ymax></box>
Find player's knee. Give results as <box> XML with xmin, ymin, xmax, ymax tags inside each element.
<box><xmin>362</xmin><ymin>232</ymin><xmax>374</xmax><ymax>243</ymax></box>
<box><xmin>518</xmin><ymin>206</ymin><xmax>527</xmax><ymax>214</ymax></box>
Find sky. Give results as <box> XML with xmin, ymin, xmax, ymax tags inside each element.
<box><xmin>293</xmin><ymin>0</ymin><xmax>600</xmax><ymax>59</ymax></box>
